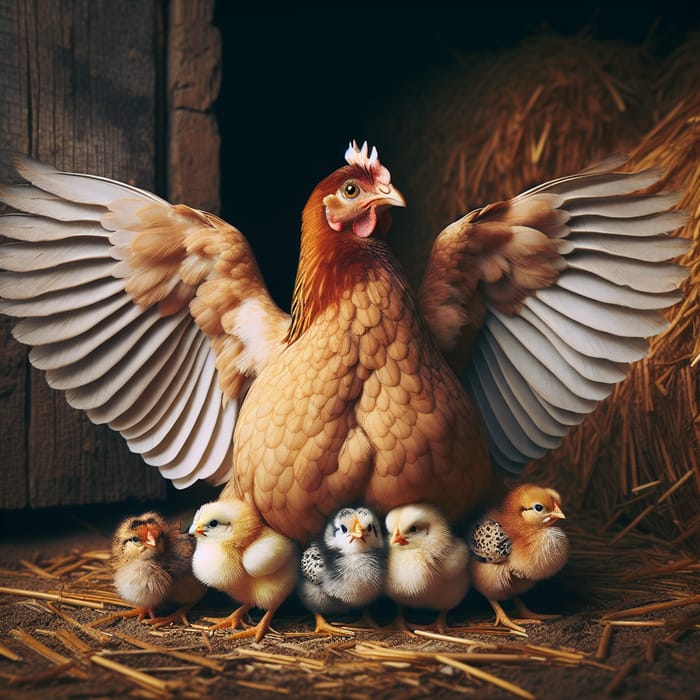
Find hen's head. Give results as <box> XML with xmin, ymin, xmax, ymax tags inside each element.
<box><xmin>288</xmin><ymin>141</ymin><xmax>406</xmax><ymax>344</ymax></box>
<box><xmin>316</xmin><ymin>141</ymin><xmax>405</xmax><ymax>239</ymax></box>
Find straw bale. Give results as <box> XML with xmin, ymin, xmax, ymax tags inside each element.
<box><xmin>374</xmin><ymin>33</ymin><xmax>657</xmax><ymax>284</ymax></box>
<box><xmin>373</xmin><ymin>31</ymin><xmax>699</xmax><ymax>548</ymax></box>
<box><xmin>530</xmin><ymin>34</ymin><xmax>700</xmax><ymax>552</ymax></box>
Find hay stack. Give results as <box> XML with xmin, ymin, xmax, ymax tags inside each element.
<box><xmin>373</xmin><ymin>31</ymin><xmax>699</xmax><ymax>549</ymax></box>
<box><xmin>377</xmin><ymin>33</ymin><xmax>657</xmax><ymax>284</ymax></box>
<box><xmin>530</xmin><ymin>35</ymin><xmax>700</xmax><ymax>552</ymax></box>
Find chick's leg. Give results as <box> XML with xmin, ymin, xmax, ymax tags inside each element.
<box><xmin>311</xmin><ymin>612</ymin><xmax>356</xmax><ymax>636</ymax></box>
<box><xmin>488</xmin><ymin>600</ymin><xmax>528</xmax><ymax>635</ymax></box>
<box><xmin>205</xmin><ymin>603</ymin><xmax>253</xmax><ymax>631</ymax></box>
<box><xmin>228</xmin><ymin>607</ymin><xmax>277</xmax><ymax>643</ymax></box>
<box><xmin>143</xmin><ymin>604</ymin><xmax>195</xmax><ymax>629</ymax></box>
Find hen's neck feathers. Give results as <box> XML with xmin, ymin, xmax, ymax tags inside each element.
<box><xmin>286</xmin><ymin>188</ymin><xmax>399</xmax><ymax>345</ymax></box>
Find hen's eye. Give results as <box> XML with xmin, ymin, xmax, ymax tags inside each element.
<box><xmin>128</xmin><ymin>535</ymin><xmax>140</xmax><ymax>543</ymax></box>
<box><xmin>208</xmin><ymin>519</ymin><xmax>219</xmax><ymax>528</ymax></box>
<box><xmin>342</xmin><ymin>181</ymin><xmax>360</xmax><ymax>199</ymax></box>
<box><xmin>533</xmin><ymin>504</ymin><xmax>544</xmax><ymax>513</ymax></box>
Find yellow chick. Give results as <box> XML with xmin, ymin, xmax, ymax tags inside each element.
<box><xmin>111</xmin><ymin>511</ymin><xmax>206</xmax><ymax>627</ymax></box>
<box><xmin>385</xmin><ymin>503</ymin><xmax>470</xmax><ymax>633</ymax></box>
<box><xmin>188</xmin><ymin>499</ymin><xmax>298</xmax><ymax>642</ymax></box>
<box><xmin>468</xmin><ymin>483</ymin><xmax>569</xmax><ymax>634</ymax></box>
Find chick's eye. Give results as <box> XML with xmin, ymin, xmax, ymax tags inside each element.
<box><xmin>340</xmin><ymin>524</ymin><xmax>348</xmax><ymax>533</ymax></box>
<box><xmin>126</xmin><ymin>536</ymin><xmax>140</xmax><ymax>544</ymax></box>
<box><xmin>366</xmin><ymin>523</ymin><xmax>373</xmax><ymax>533</ymax></box>
<box><xmin>409</xmin><ymin>526</ymin><xmax>418</xmax><ymax>533</ymax></box>
<box><xmin>342</xmin><ymin>181</ymin><xmax>360</xmax><ymax>199</ymax></box>
<box><xmin>208</xmin><ymin>519</ymin><xmax>219</xmax><ymax>528</ymax></box>
<box><xmin>533</xmin><ymin>504</ymin><xmax>544</xmax><ymax>513</ymax></box>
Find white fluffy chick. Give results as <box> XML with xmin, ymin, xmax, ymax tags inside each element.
<box><xmin>189</xmin><ymin>499</ymin><xmax>298</xmax><ymax>642</ymax></box>
<box><xmin>297</xmin><ymin>506</ymin><xmax>387</xmax><ymax>635</ymax></box>
<box><xmin>468</xmin><ymin>483</ymin><xmax>569</xmax><ymax>635</ymax></box>
<box><xmin>384</xmin><ymin>503</ymin><xmax>470</xmax><ymax>633</ymax></box>
<box><xmin>111</xmin><ymin>511</ymin><xmax>206</xmax><ymax>628</ymax></box>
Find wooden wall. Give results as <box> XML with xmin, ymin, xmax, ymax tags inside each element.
<box><xmin>0</xmin><ymin>0</ymin><xmax>221</xmax><ymax>508</ymax></box>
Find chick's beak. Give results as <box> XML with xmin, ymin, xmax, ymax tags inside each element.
<box><xmin>545</xmin><ymin>503</ymin><xmax>566</xmax><ymax>524</ymax></box>
<box><xmin>349</xmin><ymin>516</ymin><xmax>366</xmax><ymax>543</ymax></box>
<box><xmin>391</xmin><ymin>527</ymin><xmax>409</xmax><ymax>546</ymax></box>
<box><xmin>188</xmin><ymin>522</ymin><xmax>204</xmax><ymax>537</ymax></box>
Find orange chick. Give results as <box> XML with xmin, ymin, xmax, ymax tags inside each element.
<box><xmin>111</xmin><ymin>512</ymin><xmax>206</xmax><ymax>627</ymax></box>
<box><xmin>0</xmin><ymin>145</ymin><xmax>689</xmax><ymax>543</ymax></box>
<box><xmin>468</xmin><ymin>483</ymin><xmax>569</xmax><ymax>634</ymax></box>
<box><xmin>188</xmin><ymin>499</ymin><xmax>298</xmax><ymax>642</ymax></box>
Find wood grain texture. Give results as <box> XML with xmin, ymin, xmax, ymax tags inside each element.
<box><xmin>0</xmin><ymin>0</ymin><xmax>168</xmax><ymax>507</ymax></box>
<box><xmin>167</xmin><ymin>0</ymin><xmax>221</xmax><ymax>214</ymax></box>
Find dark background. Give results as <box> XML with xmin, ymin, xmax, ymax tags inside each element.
<box><xmin>212</xmin><ymin>3</ymin><xmax>700</xmax><ymax>309</ymax></box>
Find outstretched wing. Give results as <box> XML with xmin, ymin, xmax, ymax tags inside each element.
<box><xmin>419</xmin><ymin>158</ymin><xmax>689</xmax><ymax>474</ymax></box>
<box><xmin>0</xmin><ymin>156</ymin><xmax>290</xmax><ymax>488</ymax></box>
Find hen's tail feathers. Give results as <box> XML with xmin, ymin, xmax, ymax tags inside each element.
<box><xmin>0</xmin><ymin>156</ymin><xmax>237</xmax><ymax>488</ymax></box>
<box><xmin>464</xmin><ymin>166</ymin><xmax>690</xmax><ymax>474</ymax></box>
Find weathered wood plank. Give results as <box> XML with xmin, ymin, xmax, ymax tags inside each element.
<box><xmin>168</xmin><ymin>0</ymin><xmax>221</xmax><ymax>214</ymax></box>
<box><xmin>1</xmin><ymin>0</ymin><xmax>168</xmax><ymax>507</ymax></box>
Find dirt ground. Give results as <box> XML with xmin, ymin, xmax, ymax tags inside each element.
<box><xmin>0</xmin><ymin>497</ymin><xmax>698</xmax><ymax>700</ymax></box>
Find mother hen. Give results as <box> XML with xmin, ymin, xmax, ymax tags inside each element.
<box><xmin>0</xmin><ymin>142</ymin><xmax>688</xmax><ymax>541</ymax></box>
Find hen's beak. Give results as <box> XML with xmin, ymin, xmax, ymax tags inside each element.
<box><xmin>370</xmin><ymin>184</ymin><xmax>405</xmax><ymax>210</ymax></box>
<box><xmin>391</xmin><ymin>527</ymin><xmax>409</xmax><ymax>546</ymax></box>
<box><xmin>349</xmin><ymin>516</ymin><xmax>366</xmax><ymax>543</ymax></box>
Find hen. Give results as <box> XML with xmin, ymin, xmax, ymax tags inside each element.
<box><xmin>0</xmin><ymin>143</ymin><xmax>689</xmax><ymax>542</ymax></box>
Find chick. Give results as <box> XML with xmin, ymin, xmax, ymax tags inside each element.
<box><xmin>384</xmin><ymin>503</ymin><xmax>470</xmax><ymax>634</ymax></box>
<box><xmin>468</xmin><ymin>483</ymin><xmax>569</xmax><ymax>634</ymax></box>
<box><xmin>188</xmin><ymin>499</ymin><xmax>298</xmax><ymax>642</ymax></box>
<box><xmin>111</xmin><ymin>511</ymin><xmax>206</xmax><ymax>628</ymax></box>
<box><xmin>297</xmin><ymin>506</ymin><xmax>387</xmax><ymax>635</ymax></box>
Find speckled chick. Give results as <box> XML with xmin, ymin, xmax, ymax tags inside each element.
<box><xmin>469</xmin><ymin>483</ymin><xmax>569</xmax><ymax>634</ymax></box>
<box><xmin>385</xmin><ymin>503</ymin><xmax>470</xmax><ymax>633</ymax></box>
<box><xmin>189</xmin><ymin>499</ymin><xmax>298</xmax><ymax>642</ymax></box>
<box><xmin>111</xmin><ymin>511</ymin><xmax>206</xmax><ymax>627</ymax></box>
<box><xmin>298</xmin><ymin>506</ymin><xmax>387</xmax><ymax>635</ymax></box>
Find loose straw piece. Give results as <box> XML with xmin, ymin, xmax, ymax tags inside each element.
<box><xmin>0</xmin><ymin>586</ymin><xmax>104</xmax><ymax>610</ymax></box>
<box><xmin>436</xmin><ymin>654</ymin><xmax>535</xmax><ymax>699</ymax></box>
<box><xmin>595</xmin><ymin>623</ymin><xmax>614</xmax><ymax>660</ymax></box>
<box><xmin>89</xmin><ymin>655</ymin><xmax>174</xmax><ymax>696</ymax></box>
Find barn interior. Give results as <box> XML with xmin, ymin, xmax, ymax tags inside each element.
<box><xmin>0</xmin><ymin>2</ymin><xmax>699</xmax><ymax>697</ymax></box>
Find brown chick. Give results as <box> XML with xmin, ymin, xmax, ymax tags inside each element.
<box><xmin>188</xmin><ymin>499</ymin><xmax>298</xmax><ymax>642</ymax></box>
<box><xmin>111</xmin><ymin>511</ymin><xmax>206</xmax><ymax>627</ymax></box>
<box><xmin>468</xmin><ymin>483</ymin><xmax>568</xmax><ymax>635</ymax></box>
<box><xmin>0</xmin><ymin>147</ymin><xmax>688</xmax><ymax>544</ymax></box>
